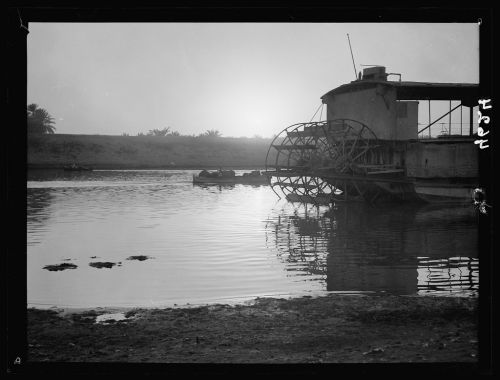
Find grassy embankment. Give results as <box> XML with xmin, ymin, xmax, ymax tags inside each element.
<box><xmin>28</xmin><ymin>134</ymin><xmax>276</xmax><ymax>170</ymax></box>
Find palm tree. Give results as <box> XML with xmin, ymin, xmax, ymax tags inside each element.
<box><xmin>27</xmin><ymin>104</ymin><xmax>56</xmax><ymax>134</ymax></box>
<box><xmin>147</xmin><ymin>127</ymin><xmax>170</xmax><ymax>137</ymax></box>
<box><xmin>203</xmin><ymin>129</ymin><xmax>222</xmax><ymax>137</ymax></box>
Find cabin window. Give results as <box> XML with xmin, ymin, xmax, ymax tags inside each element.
<box><xmin>397</xmin><ymin>102</ymin><xmax>408</xmax><ymax>118</ymax></box>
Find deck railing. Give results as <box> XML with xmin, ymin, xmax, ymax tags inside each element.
<box><xmin>417</xmin><ymin>122</ymin><xmax>477</xmax><ymax>139</ymax></box>
<box><xmin>416</xmin><ymin>102</ymin><xmax>477</xmax><ymax>140</ymax></box>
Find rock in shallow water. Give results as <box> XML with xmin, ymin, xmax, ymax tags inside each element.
<box><xmin>43</xmin><ymin>263</ymin><xmax>78</xmax><ymax>271</ymax></box>
<box><xmin>89</xmin><ymin>262</ymin><xmax>116</xmax><ymax>269</ymax></box>
<box><xmin>126</xmin><ymin>255</ymin><xmax>152</xmax><ymax>261</ymax></box>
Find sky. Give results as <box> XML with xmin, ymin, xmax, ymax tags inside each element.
<box><xmin>28</xmin><ymin>23</ymin><xmax>479</xmax><ymax>138</ymax></box>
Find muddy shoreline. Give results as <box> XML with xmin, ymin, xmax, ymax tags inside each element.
<box><xmin>27</xmin><ymin>294</ymin><xmax>479</xmax><ymax>365</ymax></box>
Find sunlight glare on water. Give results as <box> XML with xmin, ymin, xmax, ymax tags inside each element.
<box><xmin>27</xmin><ymin>169</ymin><xmax>479</xmax><ymax>308</ymax></box>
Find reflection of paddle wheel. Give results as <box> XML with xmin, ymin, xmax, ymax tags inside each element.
<box><xmin>265</xmin><ymin>119</ymin><xmax>413</xmax><ymax>205</ymax></box>
<box><xmin>264</xmin><ymin>201</ymin><xmax>481</xmax><ymax>295</ymax></box>
<box><xmin>265</xmin><ymin>203</ymin><xmax>332</xmax><ymax>277</ymax></box>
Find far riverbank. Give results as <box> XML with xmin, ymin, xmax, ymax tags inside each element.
<box><xmin>28</xmin><ymin>134</ymin><xmax>276</xmax><ymax>170</ymax></box>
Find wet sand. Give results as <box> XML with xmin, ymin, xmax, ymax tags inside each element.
<box><xmin>27</xmin><ymin>294</ymin><xmax>478</xmax><ymax>364</ymax></box>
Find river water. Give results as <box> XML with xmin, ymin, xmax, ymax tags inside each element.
<box><xmin>27</xmin><ymin>169</ymin><xmax>479</xmax><ymax>309</ymax></box>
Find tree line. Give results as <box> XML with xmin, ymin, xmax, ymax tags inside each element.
<box><xmin>27</xmin><ymin>104</ymin><xmax>226</xmax><ymax>138</ymax></box>
<box><xmin>132</xmin><ymin>127</ymin><xmax>222</xmax><ymax>138</ymax></box>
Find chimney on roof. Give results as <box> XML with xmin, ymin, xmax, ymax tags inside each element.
<box><xmin>362</xmin><ymin>66</ymin><xmax>386</xmax><ymax>81</ymax></box>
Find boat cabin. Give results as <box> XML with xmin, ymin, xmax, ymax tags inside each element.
<box><xmin>320</xmin><ymin>66</ymin><xmax>479</xmax><ymax>141</ymax></box>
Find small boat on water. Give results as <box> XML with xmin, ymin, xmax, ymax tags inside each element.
<box><xmin>193</xmin><ymin>170</ymin><xmax>269</xmax><ymax>185</ymax></box>
<box><xmin>63</xmin><ymin>164</ymin><xmax>93</xmax><ymax>171</ymax></box>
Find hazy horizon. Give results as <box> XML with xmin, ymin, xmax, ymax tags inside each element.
<box><xmin>28</xmin><ymin>23</ymin><xmax>479</xmax><ymax>138</ymax></box>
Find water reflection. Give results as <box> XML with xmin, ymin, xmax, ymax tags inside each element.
<box><xmin>193</xmin><ymin>183</ymin><xmax>268</xmax><ymax>192</ymax></box>
<box><xmin>27</xmin><ymin>188</ymin><xmax>54</xmax><ymax>245</ymax></box>
<box><xmin>195</xmin><ymin>183</ymin><xmax>236</xmax><ymax>191</ymax></box>
<box><xmin>266</xmin><ymin>202</ymin><xmax>478</xmax><ymax>296</ymax></box>
<box><xmin>28</xmin><ymin>169</ymin><xmax>183</xmax><ymax>188</ymax></box>
<box><xmin>27</xmin><ymin>169</ymin><xmax>479</xmax><ymax>308</ymax></box>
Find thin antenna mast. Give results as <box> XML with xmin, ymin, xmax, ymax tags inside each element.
<box><xmin>347</xmin><ymin>34</ymin><xmax>358</xmax><ymax>80</ymax></box>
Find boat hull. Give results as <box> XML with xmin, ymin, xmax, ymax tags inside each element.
<box><xmin>414</xmin><ymin>181</ymin><xmax>475</xmax><ymax>203</ymax></box>
<box><xmin>193</xmin><ymin>175</ymin><xmax>269</xmax><ymax>185</ymax></box>
<box><xmin>63</xmin><ymin>166</ymin><xmax>93</xmax><ymax>171</ymax></box>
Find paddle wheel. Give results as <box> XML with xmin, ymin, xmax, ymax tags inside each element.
<box><xmin>265</xmin><ymin>119</ymin><xmax>401</xmax><ymax>204</ymax></box>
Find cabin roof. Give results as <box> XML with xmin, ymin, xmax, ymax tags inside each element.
<box><xmin>321</xmin><ymin>80</ymin><xmax>479</xmax><ymax>106</ymax></box>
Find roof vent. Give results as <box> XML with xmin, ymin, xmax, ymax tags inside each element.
<box><xmin>362</xmin><ymin>66</ymin><xmax>386</xmax><ymax>81</ymax></box>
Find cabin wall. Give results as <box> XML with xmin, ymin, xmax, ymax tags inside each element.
<box><xmin>396</xmin><ymin>101</ymin><xmax>419</xmax><ymax>140</ymax></box>
<box><xmin>323</xmin><ymin>85</ymin><xmax>398</xmax><ymax>140</ymax></box>
<box><xmin>405</xmin><ymin>142</ymin><xmax>478</xmax><ymax>178</ymax></box>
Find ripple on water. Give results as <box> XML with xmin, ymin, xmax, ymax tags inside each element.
<box><xmin>27</xmin><ymin>170</ymin><xmax>479</xmax><ymax>308</ymax></box>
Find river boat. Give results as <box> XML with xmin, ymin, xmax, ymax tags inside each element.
<box><xmin>193</xmin><ymin>170</ymin><xmax>269</xmax><ymax>185</ymax></box>
<box><xmin>264</xmin><ymin>65</ymin><xmax>486</xmax><ymax>205</ymax></box>
<box><xmin>63</xmin><ymin>165</ymin><xmax>93</xmax><ymax>171</ymax></box>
